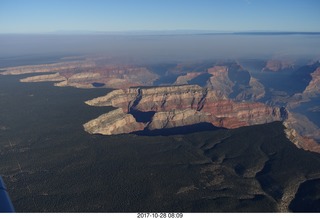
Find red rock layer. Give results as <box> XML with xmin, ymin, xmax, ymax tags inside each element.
<box><xmin>86</xmin><ymin>85</ymin><xmax>285</xmax><ymax>131</ymax></box>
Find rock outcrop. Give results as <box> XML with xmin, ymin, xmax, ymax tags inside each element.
<box><xmin>4</xmin><ymin>57</ymin><xmax>317</xmax><ymax>153</ymax></box>
<box><xmin>262</xmin><ymin>59</ymin><xmax>295</xmax><ymax>72</ymax></box>
<box><xmin>54</xmin><ymin>72</ymin><xmax>103</xmax><ymax>88</ymax></box>
<box><xmin>0</xmin><ymin>61</ymin><xmax>95</xmax><ymax>75</ymax></box>
<box><xmin>85</xmin><ymin>88</ymin><xmax>140</xmax><ymax>109</ymax></box>
<box><xmin>206</xmin><ymin>64</ymin><xmax>265</xmax><ymax>101</ymax></box>
<box><xmin>201</xmin><ymin>100</ymin><xmax>286</xmax><ymax>129</ymax></box>
<box><xmin>83</xmin><ymin>108</ymin><xmax>145</xmax><ymax>135</ymax></box>
<box><xmin>235</xmin><ymin>77</ymin><xmax>265</xmax><ymax>100</ymax></box>
<box><xmin>303</xmin><ymin>67</ymin><xmax>320</xmax><ymax>97</ymax></box>
<box><xmin>84</xmin><ymin>85</ymin><xmax>286</xmax><ymax>135</ymax></box>
<box><xmin>207</xmin><ymin>66</ymin><xmax>234</xmax><ymax>97</ymax></box>
<box><xmin>86</xmin><ymin>85</ymin><xmax>225</xmax><ymax>112</ymax></box>
<box><xmin>281</xmin><ymin>110</ymin><xmax>320</xmax><ymax>153</ymax></box>
<box><xmin>280</xmin><ymin>64</ymin><xmax>320</xmax><ymax>109</ymax></box>
<box><xmin>284</xmin><ymin>122</ymin><xmax>320</xmax><ymax>153</ymax></box>
<box><xmin>147</xmin><ymin>109</ymin><xmax>213</xmax><ymax>130</ymax></box>
<box><xmin>20</xmin><ymin>73</ymin><xmax>66</xmax><ymax>82</ymax></box>
<box><xmin>6</xmin><ymin>59</ymin><xmax>265</xmax><ymax>101</ymax></box>
<box><xmin>2</xmin><ymin>59</ymin><xmax>159</xmax><ymax>89</ymax></box>
<box><xmin>174</xmin><ymin>72</ymin><xmax>204</xmax><ymax>85</ymax></box>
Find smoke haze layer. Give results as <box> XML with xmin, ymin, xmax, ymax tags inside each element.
<box><xmin>1</xmin><ymin>33</ymin><xmax>320</xmax><ymax>64</ymax></box>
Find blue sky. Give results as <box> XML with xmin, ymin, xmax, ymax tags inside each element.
<box><xmin>0</xmin><ymin>0</ymin><xmax>320</xmax><ymax>33</ymax></box>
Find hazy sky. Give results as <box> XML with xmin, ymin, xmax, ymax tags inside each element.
<box><xmin>1</xmin><ymin>0</ymin><xmax>320</xmax><ymax>33</ymax></box>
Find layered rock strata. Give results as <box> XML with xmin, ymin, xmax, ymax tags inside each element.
<box><xmin>86</xmin><ymin>85</ymin><xmax>225</xmax><ymax>112</ymax></box>
<box><xmin>2</xmin><ymin>60</ymin><xmax>159</xmax><ymax>89</ymax></box>
<box><xmin>201</xmin><ymin>100</ymin><xmax>285</xmax><ymax>129</ymax></box>
<box><xmin>20</xmin><ymin>73</ymin><xmax>66</xmax><ymax>82</ymax></box>
<box><xmin>0</xmin><ymin>61</ymin><xmax>95</xmax><ymax>75</ymax></box>
<box><xmin>83</xmin><ymin>108</ymin><xmax>145</xmax><ymax>135</ymax></box>
<box><xmin>284</xmin><ymin>122</ymin><xmax>320</xmax><ymax>153</ymax></box>
<box><xmin>283</xmin><ymin>112</ymin><xmax>320</xmax><ymax>153</ymax></box>
<box><xmin>84</xmin><ymin>85</ymin><xmax>286</xmax><ymax>135</ymax></box>
<box><xmin>147</xmin><ymin>109</ymin><xmax>213</xmax><ymax>130</ymax></box>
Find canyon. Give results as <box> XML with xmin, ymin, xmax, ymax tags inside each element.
<box><xmin>303</xmin><ymin>66</ymin><xmax>320</xmax><ymax>98</ymax></box>
<box><xmin>262</xmin><ymin>59</ymin><xmax>295</xmax><ymax>72</ymax></box>
<box><xmin>1</xmin><ymin>58</ymin><xmax>159</xmax><ymax>89</ymax></box>
<box><xmin>84</xmin><ymin>84</ymin><xmax>287</xmax><ymax>141</ymax></box>
<box><xmin>1</xmin><ymin>55</ymin><xmax>320</xmax><ymax>212</ymax></box>
<box><xmin>1</xmin><ymin>58</ymin><xmax>320</xmax><ymax>153</ymax></box>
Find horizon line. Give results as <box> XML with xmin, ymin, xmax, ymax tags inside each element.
<box><xmin>1</xmin><ymin>30</ymin><xmax>320</xmax><ymax>36</ymax></box>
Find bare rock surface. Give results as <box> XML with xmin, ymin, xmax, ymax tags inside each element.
<box><xmin>83</xmin><ymin>108</ymin><xmax>145</xmax><ymax>135</ymax></box>
<box><xmin>85</xmin><ymin>85</ymin><xmax>286</xmax><ymax>136</ymax></box>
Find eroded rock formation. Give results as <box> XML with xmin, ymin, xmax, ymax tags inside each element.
<box><xmin>84</xmin><ymin>85</ymin><xmax>286</xmax><ymax>135</ymax></box>
<box><xmin>174</xmin><ymin>72</ymin><xmax>204</xmax><ymax>85</ymax></box>
<box><xmin>20</xmin><ymin>73</ymin><xmax>66</xmax><ymax>82</ymax></box>
<box><xmin>263</xmin><ymin>59</ymin><xmax>295</xmax><ymax>72</ymax></box>
<box><xmin>0</xmin><ymin>61</ymin><xmax>95</xmax><ymax>75</ymax></box>
<box><xmin>3</xmin><ymin>58</ymin><xmax>318</xmax><ymax>153</ymax></box>
<box><xmin>2</xmin><ymin>59</ymin><xmax>159</xmax><ymax>89</ymax></box>
<box><xmin>147</xmin><ymin>109</ymin><xmax>213</xmax><ymax>130</ymax></box>
<box><xmin>86</xmin><ymin>85</ymin><xmax>225</xmax><ymax>112</ymax></box>
<box><xmin>206</xmin><ymin>65</ymin><xmax>265</xmax><ymax>101</ymax></box>
<box><xmin>201</xmin><ymin>100</ymin><xmax>286</xmax><ymax>129</ymax></box>
<box><xmin>284</xmin><ymin>122</ymin><xmax>320</xmax><ymax>153</ymax></box>
<box><xmin>283</xmin><ymin>112</ymin><xmax>320</xmax><ymax>153</ymax></box>
<box><xmin>83</xmin><ymin>108</ymin><xmax>145</xmax><ymax>135</ymax></box>
<box><xmin>207</xmin><ymin>66</ymin><xmax>234</xmax><ymax>97</ymax></box>
<box><xmin>303</xmin><ymin>67</ymin><xmax>320</xmax><ymax>97</ymax></box>
<box><xmin>237</xmin><ymin>77</ymin><xmax>265</xmax><ymax>100</ymax></box>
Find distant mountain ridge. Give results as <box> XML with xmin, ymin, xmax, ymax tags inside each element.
<box><xmin>3</xmin><ymin>30</ymin><xmax>320</xmax><ymax>35</ymax></box>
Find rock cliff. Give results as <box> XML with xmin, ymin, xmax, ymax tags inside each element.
<box><xmin>0</xmin><ymin>61</ymin><xmax>95</xmax><ymax>75</ymax></box>
<box><xmin>20</xmin><ymin>73</ymin><xmax>66</xmax><ymax>82</ymax></box>
<box><xmin>303</xmin><ymin>67</ymin><xmax>320</xmax><ymax>97</ymax></box>
<box><xmin>54</xmin><ymin>72</ymin><xmax>103</xmax><ymax>88</ymax></box>
<box><xmin>83</xmin><ymin>108</ymin><xmax>145</xmax><ymax>135</ymax></box>
<box><xmin>2</xmin><ymin>59</ymin><xmax>159</xmax><ymax>89</ymax></box>
<box><xmin>206</xmin><ymin>64</ymin><xmax>265</xmax><ymax>101</ymax></box>
<box><xmin>84</xmin><ymin>85</ymin><xmax>286</xmax><ymax>135</ymax></box>
<box><xmin>207</xmin><ymin>66</ymin><xmax>234</xmax><ymax>97</ymax></box>
<box><xmin>6</xmin><ymin>59</ymin><xmax>265</xmax><ymax>101</ymax></box>
<box><xmin>262</xmin><ymin>59</ymin><xmax>295</xmax><ymax>72</ymax></box>
<box><xmin>86</xmin><ymin>85</ymin><xmax>225</xmax><ymax>112</ymax></box>
<box><xmin>284</xmin><ymin>122</ymin><xmax>320</xmax><ymax>153</ymax></box>
<box><xmin>174</xmin><ymin>72</ymin><xmax>204</xmax><ymax>85</ymax></box>
<box><xmin>201</xmin><ymin>100</ymin><xmax>286</xmax><ymax>129</ymax></box>
<box><xmin>147</xmin><ymin>109</ymin><xmax>213</xmax><ymax>130</ymax></box>
<box><xmin>236</xmin><ymin>77</ymin><xmax>265</xmax><ymax>100</ymax></box>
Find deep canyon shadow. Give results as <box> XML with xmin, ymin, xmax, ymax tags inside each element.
<box><xmin>133</xmin><ymin>122</ymin><xmax>223</xmax><ymax>136</ymax></box>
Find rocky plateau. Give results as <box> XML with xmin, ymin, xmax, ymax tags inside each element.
<box><xmin>0</xmin><ymin>58</ymin><xmax>159</xmax><ymax>89</ymax></box>
<box><xmin>2</xmin><ymin>58</ymin><xmax>320</xmax><ymax>153</ymax></box>
<box><xmin>262</xmin><ymin>59</ymin><xmax>295</xmax><ymax>72</ymax></box>
<box><xmin>84</xmin><ymin>84</ymin><xmax>287</xmax><ymax>138</ymax></box>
